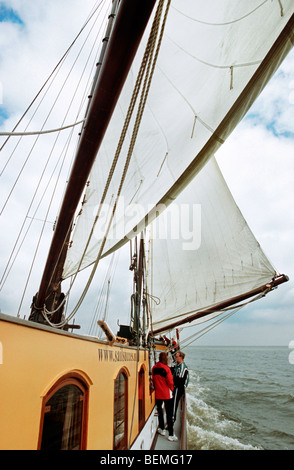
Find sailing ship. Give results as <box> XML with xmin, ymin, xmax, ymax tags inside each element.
<box><xmin>0</xmin><ymin>0</ymin><xmax>293</xmax><ymax>450</ymax></box>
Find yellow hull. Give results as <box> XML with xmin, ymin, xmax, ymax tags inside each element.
<box><xmin>0</xmin><ymin>313</ymin><xmax>157</xmax><ymax>450</ymax></box>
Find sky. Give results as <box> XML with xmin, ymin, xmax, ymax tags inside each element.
<box><xmin>212</xmin><ymin>52</ymin><xmax>294</xmax><ymax>347</ymax></box>
<box><xmin>0</xmin><ymin>1</ymin><xmax>293</xmax><ymax>347</ymax></box>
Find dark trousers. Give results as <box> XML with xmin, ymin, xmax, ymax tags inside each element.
<box><xmin>155</xmin><ymin>398</ymin><xmax>174</xmax><ymax>436</ymax></box>
<box><xmin>172</xmin><ymin>387</ymin><xmax>184</xmax><ymax>422</ymax></box>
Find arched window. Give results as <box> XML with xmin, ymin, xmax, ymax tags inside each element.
<box><xmin>138</xmin><ymin>366</ymin><xmax>145</xmax><ymax>431</ymax></box>
<box><xmin>39</xmin><ymin>375</ymin><xmax>88</xmax><ymax>450</ymax></box>
<box><xmin>113</xmin><ymin>370</ymin><xmax>128</xmax><ymax>450</ymax></box>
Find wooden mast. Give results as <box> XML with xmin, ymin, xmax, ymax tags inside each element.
<box><xmin>30</xmin><ymin>0</ymin><xmax>156</xmax><ymax>321</ymax></box>
<box><xmin>151</xmin><ymin>274</ymin><xmax>289</xmax><ymax>335</ymax></box>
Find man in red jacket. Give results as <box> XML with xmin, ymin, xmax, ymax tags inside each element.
<box><xmin>152</xmin><ymin>352</ymin><xmax>177</xmax><ymax>441</ymax></box>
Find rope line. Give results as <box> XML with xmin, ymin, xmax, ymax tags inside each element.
<box><xmin>1</xmin><ymin>4</ymin><xmax>108</xmax><ymax>301</ymax></box>
<box><xmin>172</xmin><ymin>0</ymin><xmax>268</xmax><ymax>26</ymax></box>
<box><xmin>179</xmin><ymin>288</ymin><xmax>272</xmax><ymax>349</ymax></box>
<box><xmin>41</xmin><ymin>0</ymin><xmax>172</xmax><ymax>328</ymax></box>
<box><xmin>0</xmin><ymin>0</ymin><xmax>105</xmax><ymax>153</ymax></box>
<box><xmin>0</xmin><ymin>119</ymin><xmax>85</xmax><ymax>136</ymax></box>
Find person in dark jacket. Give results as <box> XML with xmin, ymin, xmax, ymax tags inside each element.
<box><xmin>172</xmin><ymin>350</ymin><xmax>189</xmax><ymax>423</ymax></box>
<box><xmin>152</xmin><ymin>352</ymin><xmax>177</xmax><ymax>441</ymax></box>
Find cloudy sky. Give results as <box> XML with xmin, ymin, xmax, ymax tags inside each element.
<box><xmin>0</xmin><ymin>1</ymin><xmax>293</xmax><ymax>347</ymax></box>
<box><xmin>213</xmin><ymin>47</ymin><xmax>294</xmax><ymax>347</ymax></box>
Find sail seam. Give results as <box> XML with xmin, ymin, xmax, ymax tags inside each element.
<box><xmin>165</xmin><ymin>34</ymin><xmax>262</xmax><ymax>70</ymax></box>
<box><xmin>172</xmin><ymin>1</ymin><xmax>269</xmax><ymax>26</ymax></box>
<box><xmin>156</xmin><ymin>66</ymin><xmax>224</xmax><ymax>142</ymax></box>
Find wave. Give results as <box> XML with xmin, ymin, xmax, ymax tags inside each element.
<box><xmin>186</xmin><ymin>375</ymin><xmax>261</xmax><ymax>450</ymax></box>
<box><xmin>286</xmin><ymin>393</ymin><xmax>294</xmax><ymax>403</ymax></box>
<box><xmin>185</xmin><ymin>347</ymin><xmax>294</xmax><ymax>450</ymax></box>
<box><xmin>187</xmin><ymin>422</ymin><xmax>260</xmax><ymax>451</ymax></box>
<box><xmin>269</xmin><ymin>429</ymin><xmax>294</xmax><ymax>440</ymax></box>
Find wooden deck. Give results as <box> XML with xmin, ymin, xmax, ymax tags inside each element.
<box><xmin>153</xmin><ymin>393</ymin><xmax>187</xmax><ymax>451</ymax></box>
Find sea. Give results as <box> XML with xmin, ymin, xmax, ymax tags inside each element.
<box><xmin>184</xmin><ymin>346</ymin><xmax>294</xmax><ymax>450</ymax></box>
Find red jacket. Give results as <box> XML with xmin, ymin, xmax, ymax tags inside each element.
<box><xmin>152</xmin><ymin>361</ymin><xmax>174</xmax><ymax>400</ymax></box>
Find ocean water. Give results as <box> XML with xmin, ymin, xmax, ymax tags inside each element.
<box><xmin>185</xmin><ymin>346</ymin><xmax>294</xmax><ymax>450</ymax></box>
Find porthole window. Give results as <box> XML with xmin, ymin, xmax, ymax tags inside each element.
<box><xmin>113</xmin><ymin>370</ymin><xmax>128</xmax><ymax>450</ymax></box>
<box><xmin>39</xmin><ymin>376</ymin><xmax>88</xmax><ymax>450</ymax></box>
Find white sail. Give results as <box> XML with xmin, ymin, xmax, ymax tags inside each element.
<box><xmin>63</xmin><ymin>0</ymin><xmax>294</xmax><ymax>279</ymax></box>
<box><xmin>147</xmin><ymin>156</ymin><xmax>277</xmax><ymax>333</ymax></box>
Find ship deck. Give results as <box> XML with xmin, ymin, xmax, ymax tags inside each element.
<box><xmin>0</xmin><ymin>312</ymin><xmax>187</xmax><ymax>451</ymax></box>
<box><xmin>153</xmin><ymin>394</ymin><xmax>187</xmax><ymax>451</ymax></box>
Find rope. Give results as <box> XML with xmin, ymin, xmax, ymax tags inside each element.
<box><xmin>88</xmin><ymin>251</ymin><xmax>119</xmax><ymax>337</ymax></box>
<box><xmin>1</xmin><ymin>3</ymin><xmax>107</xmax><ymax>305</ymax></box>
<box><xmin>1</xmin><ymin>5</ymin><xmax>106</xmax><ymax>213</ymax></box>
<box><xmin>0</xmin><ymin>121</ymin><xmax>75</xmax><ymax>293</ymax></box>
<box><xmin>180</xmin><ymin>288</ymin><xmax>272</xmax><ymax>349</ymax></box>
<box><xmin>181</xmin><ymin>308</ymin><xmax>242</xmax><ymax>349</ymax></box>
<box><xmin>166</xmin><ymin>33</ymin><xmax>261</xmax><ymax>70</ymax></box>
<box><xmin>172</xmin><ymin>0</ymin><xmax>268</xmax><ymax>26</ymax></box>
<box><xmin>0</xmin><ymin>0</ymin><xmax>105</xmax><ymax>153</ymax></box>
<box><xmin>0</xmin><ymin>119</ymin><xmax>85</xmax><ymax>136</ymax></box>
<box><xmin>16</xmin><ymin>133</ymin><xmax>74</xmax><ymax>317</ymax></box>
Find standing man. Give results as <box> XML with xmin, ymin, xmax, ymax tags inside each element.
<box><xmin>152</xmin><ymin>352</ymin><xmax>177</xmax><ymax>441</ymax></box>
<box><xmin>172</xmin><ymin>351</ymin><xmax>189</xmax><ymax>422</ymax></box>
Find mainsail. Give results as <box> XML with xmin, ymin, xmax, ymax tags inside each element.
<box><xmin>4</xmin><ymin>0</ymin><xmax>287</xmax><ymax>329</ymax></box>
<box><xmin>50</xmin><ymin>0</ymin><xmax>294</xmax><ymax>332</ymax></box>
<box><xmin>147</xmin><ymin>156</ymin><xmax>285</xmax><ymax>334</ymax></box>
<box><xmin>62</xmin><ymin>0</ymin><xmax>294</xmax><ymax>282</ymax></box>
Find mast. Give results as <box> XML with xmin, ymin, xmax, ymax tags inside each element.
<box><xmin>30</xmin><ymin>0</ymin><xmax>156</xmax><ymax>322</ymax></box>
<box><xmin>128</xmin><ymin>235</ymin><xmax>146</xmax><ymax>345</ymax></box>
<box><xmin>151</xmin><ymin>274</ymin><xmax>289</xmax><ymax>335</ymax></box>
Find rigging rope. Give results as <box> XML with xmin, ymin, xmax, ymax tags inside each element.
<box><xmin>0</xmin><ymin>119</ymin><xmax>85</xmax><ymax>137</ymax></box>
<box><xmin>1</xmin><ymin>3</ymin><xmax>106</xmax><ymax>209</ymax></box>
<box><xmin>0</xmin><ymin>0</ymin><xmax>105</xmax><ymax>154</ymax></box>
<box><xmin>0</xmin><ymin>123</ymin><xmax>75</xmax><ymax>294</ymax></box>
<box><xmin>1</xmin><ymin>3</ymin><xmax>107</xmax><ymax>312</ymax></box>
<box><xmin>179</xmin><ymin>288</ymin><xmax>272</xmax><ymax>349</ymax></box>
<box><xmin>16</xmin><ymin>133</ymin><xmax>75</xmax><ymax>317</ymax></box>
<box><xmin>88</xmin><ymin>251</ymin><xmax>119</xmax><ymax>337</ymax></box>
<box><xmin>172</xmin><ymin>0</ymin><xmax>268</xmax><ymax>26</ymax></box>
<box><xmin>43</xmin><ymin>0</ymin><xmax>172</xmax><ymax>329</ymax></box>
